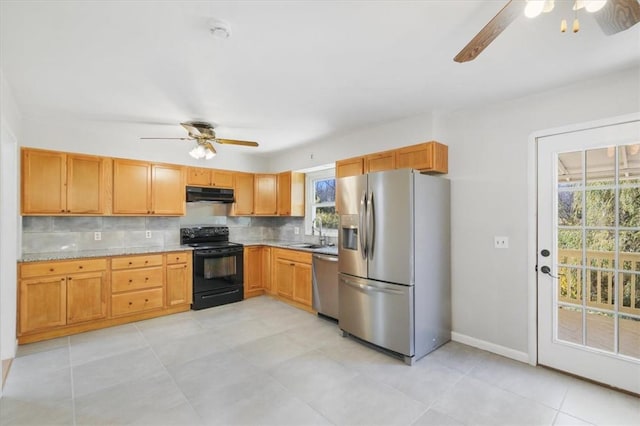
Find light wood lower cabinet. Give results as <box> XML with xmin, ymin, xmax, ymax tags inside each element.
<box><xmin>244</xmin><ymin>246</ymin><xmax>266</xmax><ymax>298</ymax></box>
<box><xmin>271</xmin><ymin>248</ymin><xmax>313</xmax><ymax>310</ymax></box>
<box><xmin>17</xmin><ymin>251</ymin><xmax>193</xmax><ymax>344</ymax></box>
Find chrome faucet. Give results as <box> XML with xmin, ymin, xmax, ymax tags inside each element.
<box><xmin>312</xmin><ymin>216</ymin><xmax>326</xmax><ymax>246</ymax></box>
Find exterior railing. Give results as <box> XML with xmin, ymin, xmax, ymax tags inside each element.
<box><xmin>557</xmin><ymin>249</ymin><xmax>640</xmax><ymax>316</ymax></box>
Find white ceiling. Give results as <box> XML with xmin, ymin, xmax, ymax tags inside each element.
<box><xmin>1</xmin><ymin>0</ymin><xmax>639</xmax><ymax>154</ymax></box>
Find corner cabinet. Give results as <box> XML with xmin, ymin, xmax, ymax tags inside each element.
<box><xmin>21</xmin><ymin>148</ymin><xmax>109</xmax><ymax>215</ymax></box>
<box><xmin>17</xmin><ymin>250</ymin><xmax>193</xmax><ymax>344</ymax></box>
<box><xmin>271</xmin><ymin>248</ymin><xmax>313</xmax><ymax>310</ymax></box>
<box><xmin>112</xmin><ymin>159</ymin><xmax>185</xmax><ymax>215</ymax></box>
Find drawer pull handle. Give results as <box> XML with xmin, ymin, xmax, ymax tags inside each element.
<box><xmin>68</xmin><ymin>277</ymin><xmax>72</xmax><ymax>280</ymax></box>
<box><xmin>129</xmin><ymin>279</ymin><xmax>133</xmax><ymax>283</ymax></box>
<box><xmin>145</xmin><ymin>277</ymin><xmax>149</xmax><ymax>281</ymax></box>
<box><xmin>129</xmin><ymin>262</ymin><xmax>133</xmax><ymax>265</ymax></box>
<box><xmin>144</xmin><ymin>298</ymin><xmax>149</xmax><ymax>302</ymax></box>
<box><xmin>128</xmin><ymin>302</ymin><xmax>133</xmax><ymax>305</ymax></box>
<box><xmin>78</xmin><ymin>266</ymin><xmax>83</xmax><ymax>269</ymax></box>
<box><xmin>144</xmin><ymin>260</ymin><xmax>148</xmax><ymax>264</ymax></box>
<box><xmin>50</xmin><ymin>268</ymin><xmax>55</xmax><ymax>272</ymax></box>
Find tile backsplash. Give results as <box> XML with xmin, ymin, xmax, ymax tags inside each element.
<box><xmin>22</xmin><ymin>204</ymin><xmax>334</xmax><ymax>256</ymax></box>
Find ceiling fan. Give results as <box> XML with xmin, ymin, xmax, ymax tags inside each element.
<box><xmin>141</xmin><ymin>121</ymin><xmax>259</xmax><ymax>159</ymax></box>
<box><xmin>454</xmin><ymin>0</ymin><xmax>640</xmax><ymax>63</ymax></box>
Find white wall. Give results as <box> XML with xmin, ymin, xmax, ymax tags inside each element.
<box><xmin>267</xmin><ymin>66</ymin><xmax>640</xmax><ymax>358</ymax></box>
<box><xmin>0</xmin><ymin>68</ymin><xmax>22</xmax><ymax>388</ymax></box>
<box><xmin>267</xmin><ymin>111</ymin><xmax>434</xmax><ymax>172</ymax></box>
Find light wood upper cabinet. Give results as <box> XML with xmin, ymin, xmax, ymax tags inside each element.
<box><xmin>232</xmin><ymin>172</ymin><xmax>254</xmax><ymax>215</ymax></box>
<box><xmin>254</xmin><ymin>174</ymin><xmax>277</xmax><ymax>216</ymax></box>
<box><xmin>113</xmin><ymin>159</ymin><xmax>184</xmax><ymax>215</ymax></box>
<box><xmin>21</xmin><ymin>148</ymin><xmax>108</xmax><ymax>215</ymax></box>
<box><xmin>151</xmin><ymin>164</ymin><xmax>185</xmax><ymax>215</ymax></box>
<box><xmin>395</xmin><ymin>141</ymin><xmax>448</xmax><ymax>174</ymax></box>
<box><xmin>187</xmin><ymin>167</ymin><xmax>234</xmax><ymax>188</ymax></box>
<box><xmin>335</xmin><ymin>141</ymin><xmax>448</xmax><ymax>178</ymax></box>
<box><xmin>277</xmin><ymin>171</ymin><xmax>305</xmax><ymax>216</ymax></box>
<box><xmin>336</xmin><ymin>156</ymin><xmax>364</xmax><ymax>178</ymax></box>
<box><xmin>365</xmin><ymin>150</ymin><xmax>396</xmax><ymax>173</ymax></box>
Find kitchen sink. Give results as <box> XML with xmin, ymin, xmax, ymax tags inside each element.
<box><xmin>286</xmin><ymin>243</ymin><xmax>325</xmax><ymax>249</ymax></box>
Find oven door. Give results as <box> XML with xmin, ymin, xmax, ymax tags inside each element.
<box><xmin>193</xmin><ymin>248</ymin><xmax>244</xmax><ymax>294</ymax></box>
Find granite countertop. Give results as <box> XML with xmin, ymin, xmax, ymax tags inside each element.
<box><xmin>237</xmin><ymin>240</ymin><xmax>338</xmax><ymax>256</ymax></box>
<box><xmin>19</xmin><ymin>245</ymin><xmax>194</xmax><ymax>263</ymax></box>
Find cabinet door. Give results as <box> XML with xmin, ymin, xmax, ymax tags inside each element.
<box><xmin>19</xmin><ymin>276</ymin><xmax>67</xmax><ymax>334</ymax></box>
<box><xmin>244</xmin><ymin>246</ymin><xmax>263</xmax><ymax>298</ymax></box>
<box><xmin>277</xmin><ymin>172</ymin><xmax>292</xmax><ymax>215</ymax></box>
<box><xmin>233</xmin><ymin>173</ymin><xmax>254</xmax><ymax>215</ymax></box>
<box><xmin>113</xmin><ymin>159</ymin><xmax>151</xmax><ymax>214</ymax></box>
<box><xmin>67</xmin><ymin>271</ymin><xmax>108</xmax><ymax>324</ymax></box>
<box><xmin>365</xmin><ymin>150</ymin><xmax>396</xmax><ymax>173</ymax></box>
<box><xmin>275</xmin><ymin>258</ymin><xmax>295</xmax><ymax>298</ymax></box>
<box><xmin>335</xmin><ymin>157</ymin><xmax>364</xmax><ymax>178</ymax></box>
<box><xmin>277</xmin><ymin>172</ymin><xmax>305</xmax><ymax>217</ymax></box>
<box><xmin>212</xmin><ymin>170</ymin><xmax>234</xmax><ymax>188</ymax></box>
<box><xmin>292</xmin><ymin>262</ymin><xmax>312</xmax><ymax>307</ymax></box>
<box><xmin>187</xmin><ymin>167</ymin><xmax>212</xmax><ymax>186</ymax></box>
<box><xmin>254</xmin><ymin>174</ymin><xmax>277</xmax><ymax>215</ymax></box>
<box><xmin>395</xmin><ymin>142</ymin><xmax>448</xmax><ymax>174</ymax></box>
<box><xmin>67</xmin><ymin>154</ymin><xmax>106</xmax><ymax>214</ymax></box>
<box><xmin>167</xmin><ymin>263</ymin><xmax>190</xmax><ymax>306</ymax></box>
<box><xmin>152</xmin><ymin>164</ymin><xmax>185</xmax><ymax>215</ymax></box>
<box><xmin>21</xmin><ymin>149</ymin><xmax>67</xmax><ymax>214</ymax></box>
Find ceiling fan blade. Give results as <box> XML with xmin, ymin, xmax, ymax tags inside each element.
<box><xmin>216</xmin><ymin>138</ymin><xmax>259</xmax><ymax>147</ymax></box>
<box><xmin>180</xmin><ymin>122</ymin><xmax>202</xmax><ymax>137</ymax></box>
<box><xmin>454</xmin><ymin>0</ymin><xmax>524</xmax><ymax>63</ymax></box>
<box><xmin>593</xmin><ymin>0</ymin><xmax>640</xmax><ymax>35</ymax></box>
<box><xmin>140</xmin><ymin>137</ymin><xmax>192</xmax><ymax>140</ymax></box>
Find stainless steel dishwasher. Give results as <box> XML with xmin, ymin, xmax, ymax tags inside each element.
<box><xmin>312</xmin><ymin>253</ymin><xmax>339</xmax><ymax>320</ymax></box>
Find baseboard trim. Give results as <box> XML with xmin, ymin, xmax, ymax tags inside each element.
<box><xmin>451</xmin><ymin>331</ymin><xmax>530</xmax><ymax>364</ymax></box>
<box><xmin>2</xmin><ymin>358</ymin><xmax>12</xmax><ymax>389</ymax></box>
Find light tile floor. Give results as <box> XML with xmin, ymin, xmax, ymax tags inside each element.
<box><xmin>1</xmin><ymin>296</ymin><xmax>639</xmax><ymax>425</ymax></box>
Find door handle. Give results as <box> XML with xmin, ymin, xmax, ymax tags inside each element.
<box><xmin>341</xmin><ymin>277</ymin><xmax>404</xmax><ymax>295</ymax></box>
<box><xmin>359</xmin><ymin>191</ymin><xmax>367</xmax><ymax>259</ymax></box>
<box><xmin>367</xmin><ymin>191</ymin><xmax>374</xmax><ymax>260</ymax></box>
<box><xmin>540</xmin><ymin>265</ymin><xmax>562</xmax><ymax>279</ymax></box>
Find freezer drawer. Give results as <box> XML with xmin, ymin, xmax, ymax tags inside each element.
<box><xmin>338</xmin><ymin>273</ymin><xmax>414</xmax><ymax>356</ymax></box>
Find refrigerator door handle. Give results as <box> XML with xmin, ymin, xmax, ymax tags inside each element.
<box><xmin>359</xmin><ymin>191</ymin><xmax>367</xmax><ymax>259</ymax></box>
<box><xmin>341</xmin><ymin>276</ymin><xmax>404</xmax><ymax>295</ymax></box>
<box><xmin>367</xmin><ymin>191</ymin><xmax>375</xmax><ymax>260</ymax></box>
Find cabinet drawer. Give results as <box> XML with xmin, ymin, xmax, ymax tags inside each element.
<box><xmin>20</xmin><ymin>258</ymin><xmax>107</xmax><ymax>278</ymax></box>
<box><xmin>272</xmin><ymin>248</ymin><xmax>312</xmax><ymax>265</ymax></box>
<box><xmin>166</xmin><ymin>252</ymin><xmax>189</xmax><ymax>265</ymax></box>
<box><xmin>111</xmin><ymin>254</ymin><xmax>163</xmax><ymax>270</ymax></box>
<box><xmin>111</xmin><ymin>267</ymin><xmax>163</xmax><ymax>292</ymax></box>
<box><xmin>111</xmin><ymin>288</ymin><xmax>163</xmax><ymax>317</ymax></box>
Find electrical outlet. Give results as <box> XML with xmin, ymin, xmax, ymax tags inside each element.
<box><xmin>145</xmin><ymin>230</ymin><xmax>152</xmax><ymax>239</ymax></box>
<box><xmin>94</xmin><ymin>232</ymin><xmax>101</xmax><ymax>241</ymax></box>
<box><xmin>294</xmin><ymin>227</ymin><xmax>300</xmax><ymax>235</ymax></box>
<box><xmin>494</xmin><ymin>236</ymin><xmax>509</xmax><ymax>249</ymax></box>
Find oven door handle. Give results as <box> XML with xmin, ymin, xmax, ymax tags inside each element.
<box><xmin>201</xmin><ymin>289</ymin><xmax>241</xmax><ymax>299</ymax></box>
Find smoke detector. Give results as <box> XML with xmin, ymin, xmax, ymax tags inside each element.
<box><xmin>209</xmin><ymin>19</ymin><xmax>231</xmax><ymax>39</ymax></box>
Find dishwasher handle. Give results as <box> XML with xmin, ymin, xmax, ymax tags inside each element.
<box><xmin>313</xmin><ymin>254</ymin><xmax>338</xmax><ymax>262</ymax></box>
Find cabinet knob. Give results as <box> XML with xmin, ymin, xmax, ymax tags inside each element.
<box><xmin>78</xmin><ymin>265</ymin><xmax>83</xmax><ymax>269</ymax></box>
<box><xmin>60</xmin><ymin>209</ymin><xmax>65</xmax><ymax>213</ymax></box>
<box><xmin>129</xmin><ymin>301</ymin><xmax>133</xmax><ymax>305</ymax></box>
<box><xmin>144</xmin><ymin>260</ymin><xmax>148</xmax><ymax>264</ymax></box>
<box><xmin>50</xmin><ymin>268</ymin><xmax>55</xmax><ymax>272</ymax></box>
<box><xmin>60</xmin><ymin>278</ymin><xmax>65</xmax><ymax>281</ymax></box>
<box><xmin>144</xmin><ymin>298</ymin><xmax>149</xmax><ymax>303</ymax></box>
<box><xmin>129</xmin><ymin>261</ymin><xmax>133</xmax><ymax>265</ymax></box>
<box><xmin>145</xmin><ymin>277</ymin><xmax>149</xmax><ymax>281</ymax></box>
<box><xmin>129</xmin><ymin>279</ymin><xmax>133</xmax><ymax>283</ymax></box>
<box><xmin>68</xmin><ymin>277</ymin><xmax>72</xmax><ymax>280</ymax></box>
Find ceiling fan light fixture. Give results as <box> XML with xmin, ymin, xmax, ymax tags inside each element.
<box><xmin>205</xmin><ymin>149</ymin><xmax>216</xmax><ymax>160</ymax></box>
<box><xmin>543</xmin><ymin>0</ymin><xmax>555</xmax><ymax>13</ymax></box>
<box><xmin>585</xmin><ymin>0</ymin><xmax>607</xmax><ymax>12</ymax></box>
<box><xmin>189</xmin><ymin>144</ymin><xmax>206</xmax><ymax>159</ymax></box>
<box><xmin>525</xmin><ymin>0</ymin><xmax>546</xmax><ymax>18</ymax></box>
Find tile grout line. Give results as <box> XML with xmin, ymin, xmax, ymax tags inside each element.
<box><xmin>133</xmin><ymin>322</ymin><xmax>204</xmax><ymax>424</ymax></box>
<box><xmin>67</xmin><ymin>336</ymin><xmax>77</xmax><ymax>426</ymax></box>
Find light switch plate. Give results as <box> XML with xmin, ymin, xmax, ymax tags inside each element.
<box><xmin>145</xmin><ymin>230</ymin><xmax>152</xmax><ymax>239</ymax></box>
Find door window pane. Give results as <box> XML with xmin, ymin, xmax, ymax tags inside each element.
<box><xmin>619</xmin><ymin>272</ymin><xmax>640</xmax><ymax>314</ymax></box>
<box><xmin>558</xmin><ymin>306</ymin><xmax>583</xmax><ymax>345</ymax></box>
<box><xmin>558</xmin><ymin>229</ymin><xmax>582</xmax><ymax>265</ymax></box>
<box><xmin>619</xmin><ymin>315</ymin><xmax>640</xmax><ymax>359</ymax></box>
<box><xmin>585</xmin><ymin>189</ymin><xmax>615</xmax><ymax>227</ymax></box>
<box><xmin>619</xmin><ymin>231</ymin><xmax>640</xmax><ymax>271</ymax></box>
<box><xmin>587</xmin><ymin>269</ymin><xmax>614</xmax><ymax>308</ymax></box>
<box><xmin>558</xmin><ymin>191</ymin><xmax>582</xmax><ymax>226</ymax></box>
<box><xmin>619</xmin><ymin>187</ymin><xmax>640</xmax><ymax>227</ymax></box>
<box><xmin>586</xmin><ymin>230</ymin><xmax>615</xmax><ymax>269</ymax></box>
<box><xmin>558</xmin><ymin>267</ymin><xmax>582</xmax><ymax>304</ymax></box>
<box><xmin>586</xmin><ymin>147</ymin><xmax>615</xmax><ymax>186</ymax></box>
<box><xmin>586</xmin><ymin>310</ymin><xmax>614</xmax><ymax>352</ymax></box>
<box><xmin>619</xmin><ymin>144</ymin><xmax>640</xmax><ymax>185</ymax></box>
<box><xmin>558</xmin><ymin>151</ymin><xmax>582</xmax><ymax>187</ymax></box>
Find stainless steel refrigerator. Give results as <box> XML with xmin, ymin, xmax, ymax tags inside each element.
<box><xmin>337</xmin><ymin>168</ymin><xmax>450</xmax><ymax>365</ymax></box>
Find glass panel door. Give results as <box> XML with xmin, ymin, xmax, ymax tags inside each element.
<box><xmin>537</xmin><ymin>119</ymin><xmax>640</xmax><ymax>394</ymax></box>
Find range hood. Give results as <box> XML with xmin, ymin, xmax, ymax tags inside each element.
<box><xmin>186</xmin><ymin>186</ymin><xmax>234</xmax><ymax>203</ymax></box>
